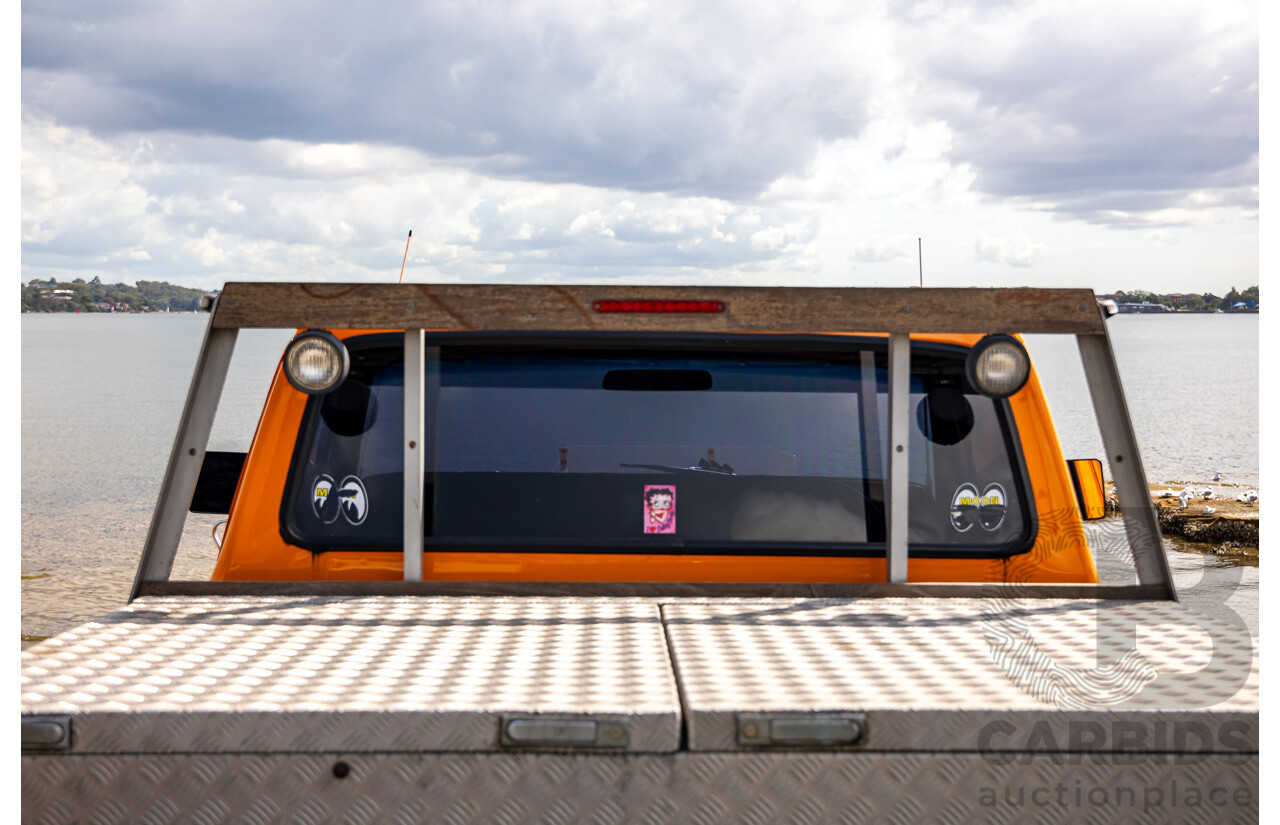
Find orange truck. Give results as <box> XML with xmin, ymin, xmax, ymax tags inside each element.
<box><xmin>22</xmin><ymin>284</ymin><xmax>1255</xmax><ymax>823</ymax></box>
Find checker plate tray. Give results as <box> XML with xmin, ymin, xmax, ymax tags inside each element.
<box><xmin>661</xmin><ymin>598</ymin><xmax>1257</xmax><ymax>752</ymax></box>
<box><xmin>21</xmin><ymin>597</ymin><xmax>681</xmax><ymax>754</ymax></box>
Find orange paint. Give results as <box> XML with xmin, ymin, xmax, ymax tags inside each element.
<box><xmin>212</xmin><ymin>330</ymin><xmax>1098</xmax><ymax>584</ymax></box>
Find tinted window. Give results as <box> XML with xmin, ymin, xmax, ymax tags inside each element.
<box><xmin>282</xmin><ymin>336</ymin><xmax>1032</xmax><ymax>556</ymax></box>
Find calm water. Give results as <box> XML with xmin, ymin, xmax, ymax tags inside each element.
<box><xmin>21</xmin><ymin>313</ymin><xmax>1258</xmax><ymax>643</ymax></box>
<box><xmin>1024</xmin><ymin>313</ymin><xmax>1259</xmax><ymax>488</ymax></box>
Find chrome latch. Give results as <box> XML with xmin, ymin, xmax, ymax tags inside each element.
<box><xmin>500</xmin><ymin>715</ymin><xmax>629</xmax><ymax>749</ymax></box>
<box><xmin>22</xmin><ymin>715</ymin><xmax>71</xmax><ymax>751</ymax></box>
<box><xmin>738</xmin><ymin>713</ymin><xmax>866</xmax><ymax>747</ymax></box>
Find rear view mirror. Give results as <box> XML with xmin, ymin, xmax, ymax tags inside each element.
<box><xmin>1067</xmin><ymin>458</ymin><xmax>1107</xmax><ymax>520</ymax></box>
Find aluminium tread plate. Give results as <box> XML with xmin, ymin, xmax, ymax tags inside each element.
<box><xmin>662</xmin><ymin>598</ymin><xmax>1258</xmax><ymax>752</ymax></box>
<box><xmin>21</xmin><ymin>751</ymin><xmax>1258</xmax><ymax>825</ymax></box>
<box><xmin>22</xmin><ymin>596</ymin><xmax>1258</xmax><ymax>757</ymax></box>
<box><xmin>20</xmin><ymin>596</ymin><xmax>681</xmax><ymax>754</ymax></box>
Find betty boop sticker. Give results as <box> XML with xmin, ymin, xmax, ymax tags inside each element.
<box><xmin>644</xmin><ymin>485</ymin><xmax>676</xmax><ymax>534</ymax></box>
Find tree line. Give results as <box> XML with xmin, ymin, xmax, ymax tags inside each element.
<box><xmin>20</xmin><ymin>277</ymin><xmax>211</xmax><ymax>313</ymax></box>
<box><xmin>1108</xmin><ymin>285</ymin><xmax>1259</xmax><ymax>312</ymax></box>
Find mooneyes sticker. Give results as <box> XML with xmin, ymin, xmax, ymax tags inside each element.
<box><xmin>977</xmin><ymin>483</ymin><xmax>1007</xmax><ymax>532</ymax></box>
<box><xmin>950</xmin><ymin>482</ymin><xmax>1008</xmax><ymax>533</ymax></box>
<box><xmin>644</xmin><ymin>485</ymin><xmax>676</xmax><ymax>534</ymax></box>
<box><xmin>336</xmin><ymin>475</ymin><xmax>369</xmax><ymax>525</ymax></box>
<box><xmin>311</xmin><ymin>475</ymin><xmax>339</xmax><ymax>523</ymax></box>
<box><xmin>950</xmin><ymin>483</ymin><xmax>979</xmax><ymax>533</ymax></box>
<box><xmin>310</xmin><ymin>474</ymin><xmax>368</xmax><ymax>525</ymax></box>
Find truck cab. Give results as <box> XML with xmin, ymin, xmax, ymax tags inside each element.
<box><xmin>209</xmin><ymin>325</ymin><xmax>1097</xmax><ymax>585</ymax></box>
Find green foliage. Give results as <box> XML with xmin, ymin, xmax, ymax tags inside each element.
<box><xmin>20</xmin><ymin>278</ymin><xmax>210</xmax><ymax>313</ymax></box>
<box><xmin>1103</xmin><ymin>287</ymin><xmax>1258</xmax><ymax>313</ymax></box>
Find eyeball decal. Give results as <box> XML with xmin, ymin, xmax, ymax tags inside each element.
<box><xmin>977</xmin><ymin>483</ymin><xmax>1007</xmax><ymax>532</ymax></box>
<box><xmin>310</xmin><ymin>473</ymin><xmax>369</xmax><ymax>525</ymax></box>
<box><xmin>336</xmin><ymin>475</ymin><xmax>369</xmax><ymax>525</ymax></box>
<box><xmin>950</xmin><ymin>483</ymin><xmax>979</xmax><ymax>533</ymax></box>
<box><xmin>311</xmin><ymin>475</ymin><xmax>339</xmax><ymax>523</ymax></box>
<box><xmin>951</xmin><ymin>482</ymin><xmax>1008</xmax><ymax>533</ymax></box>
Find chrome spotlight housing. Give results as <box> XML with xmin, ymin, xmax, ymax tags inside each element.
<box><xmin>283</xmin><ymin>330</ymin><xmax>350</xmax><ymax>395</ymax></box>
<box><xmin>965</xmin><ymin>334</ymin><xmax>1030</xmax><ymax>398</ymax></box>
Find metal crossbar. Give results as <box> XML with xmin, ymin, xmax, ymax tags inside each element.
<box><xmin>129</xmin><ymin>284</ymin><xmax>1174</xmax><ymax>602</ymax></box>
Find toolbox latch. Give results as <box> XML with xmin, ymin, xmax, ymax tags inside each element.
<box><xmin>22</xmin><ymin>715</ymin><xmax>71</xmax><ymax>751</ymax></box>
<box><xmin>501</xmin><ymin>715</ymin><xmax>630</xmax><ymax>749</ymax></box>
<box><xmin>738</xmin><ymin>713</ymin><xmax>865</xmax><ymax>747</ymax></box>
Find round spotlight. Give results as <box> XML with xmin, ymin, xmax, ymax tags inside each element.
<box><xmin>283</xmin><ymin>331</ymin><xmax>350</xmax><ymax>395</ymax></box>
<box><xmin>965</xmin><ymin>334</ymin><xmax>1030</xmax><ymax>398</ymax></box>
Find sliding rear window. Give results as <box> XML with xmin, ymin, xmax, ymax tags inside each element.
<box><xmin>282</xmin><ymin>334</ymin><xmax>1034</xmax><ymax>557</ymax></box>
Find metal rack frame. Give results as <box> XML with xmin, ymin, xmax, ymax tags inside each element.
<box><xmin>130</xmin><ymin>283</ymin><xmax>1174</xmax><ymax>601</ymax></box>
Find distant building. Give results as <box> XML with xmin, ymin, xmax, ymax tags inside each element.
<box><xmin>1114</xmin><ymin>302</ymin><xmax>1169</xmax><ymax>314</ymax></box>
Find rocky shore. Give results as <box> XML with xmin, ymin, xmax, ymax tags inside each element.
<box><xmin>1144</xmin><ymin>484</ymin><xmax>1258</xmax><ymax>558</ymax></box>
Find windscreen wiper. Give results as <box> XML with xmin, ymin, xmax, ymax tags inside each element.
<box><xmin>619</xmin><ymin>457</ymin><xmax>736</xmax><ymax>475</ymax></box>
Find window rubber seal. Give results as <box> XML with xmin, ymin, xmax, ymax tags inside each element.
<box><xmin>278</xmin><ymin>331</ymin><xmax>1039</xmax><ymax>559</ymax></box>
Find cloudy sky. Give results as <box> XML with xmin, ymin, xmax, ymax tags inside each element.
<box><xmin>20</xmin><ymin>0</ymin><xmax>1258</xmax><ymax>293</ymax></box>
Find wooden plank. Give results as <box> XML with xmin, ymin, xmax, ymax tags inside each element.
<box><xmin>211</xmin><ymin>283</ymin><xmax>1106</xmax><ymax>334</ymax></box>
<box><xmin>137</xmin><ymin>580</ymin><xmax>1170</xmax><ymax>601</ymax></box>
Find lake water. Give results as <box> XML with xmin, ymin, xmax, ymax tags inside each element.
<box><xmin>21</xmin><ymin>312</ymin><xmax>1258</xmax><ymax>643</ymax></box>
<box><xmin>1024</xmin><ymin>314</ymin><xmax>1259</xmax><ymax>489</ymax></box>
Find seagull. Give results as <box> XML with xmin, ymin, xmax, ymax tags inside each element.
<box><xmin>1212</xmin><ymin>472</ymin><xmax>1222</xmax><ymax>482</ymax></box>
<box><xmin>1201</xmin><ymin>488</ymin><xmax>1214</xmax><ymax>500</ymax></box>
<box><xmin>1158</xmin><ymin>489</ymin><xmax>1176</xmax><ymax>498</ymax></box>
<box><xmin>1237</xmin><ymin>490</ymin><xmax>1258</xmax><ymax>505</ymax></box>
<box><xmin>1178</xmin><ymin>490</ymin><xmax>1196</xmax><ymax>509</ymax></box>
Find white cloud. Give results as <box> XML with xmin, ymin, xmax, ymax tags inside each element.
<box><xmin>853</xmin><ymin>235</ymin><xmax>914</xmax><ymax>264</ymax></box>
<box><xmin>974</xmin><ymin>232</ymin><xmax>1046</xmax><ymax>268</ymax></box>
<box><xmin>20</xmin><ymin>116</ymin><xmax>826</xmax><ymax>287</ymax></box>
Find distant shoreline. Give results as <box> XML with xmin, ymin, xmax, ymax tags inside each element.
<box><xmin>21</xmin><ymin>310</ymin><xmax>206</xmax><ymax>315</ymax></box>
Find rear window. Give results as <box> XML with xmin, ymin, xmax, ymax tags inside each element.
<box><xmin>282</xmin><ymin>334</ymin><xmax>1034</xmax><ymax>557</ymax></box>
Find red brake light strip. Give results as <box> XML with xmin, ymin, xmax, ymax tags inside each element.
<box><xmin>592</xmin><ymin>299</ymin><xmax>726</xmax><ymax>314</ymax></box>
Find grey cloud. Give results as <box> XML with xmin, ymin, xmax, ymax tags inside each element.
<box><xmin>912</xmin><ymin>3</ymin><xmax>1257</xmax><ymax>222</ymax></box>
<box><xmin>22</xmin><ymin>1</ymin><xmax>872</xmax><ymax>199</ymax></box>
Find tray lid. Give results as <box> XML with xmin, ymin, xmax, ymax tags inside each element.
<box><xmin>663</xmin><ymin>598</ymin><xmax>1258</xmax><ymax>753</ymax></box>
<box><xmin>21</xmin><ymin>596</ymin><xmax>682</xmax><ymax>754</ymax></box>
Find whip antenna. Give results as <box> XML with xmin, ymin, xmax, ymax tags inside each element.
<box><xmin>398</xmin><ymin>230</ymin><xmax>413</xmax><ymax>284</ymax></box>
